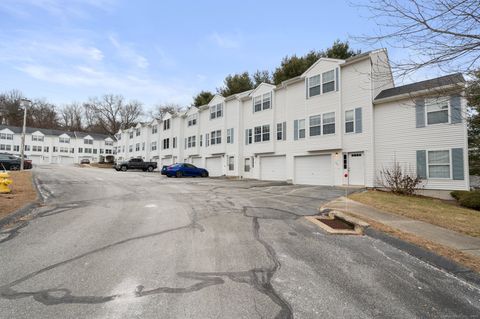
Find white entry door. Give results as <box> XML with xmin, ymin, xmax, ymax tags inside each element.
<box><xmin>206</xmin><ymin>156</ymin><xmax>223</xmax><ymax>176</ymax></box>
<box><xmin>294</xmin><ymin>155</ymin><xmax>333</xmax><ymax>186</ymax></box>
<box><xmin>348</xmin><ymin>152</ymin><xmax>365</xmax><ymax>185</ymax></box>
<box><xmin>260</xmin><ymin>156</ymin><xmax>286</xmax><ymax>181</ymax></box>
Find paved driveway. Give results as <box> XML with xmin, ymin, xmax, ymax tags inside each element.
<box><xmin>0</xmin><ymin>165</ymin><xmax>479</xmax><ymax>318</ymax></box>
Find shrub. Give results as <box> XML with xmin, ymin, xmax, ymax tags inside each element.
<box><xmin>378</xmin><ymin>162</ymin><xmax>422</xmax><ymax>196</ymax></box>
<box><xmin>450</xmin><ymin>190</ymin><xmax>470</xmax><ymax>200</ymax></box>
<box><xmin>457</xmin><ymin>191</ymin><xmax>480</xmax><ymax>211</ymax></box>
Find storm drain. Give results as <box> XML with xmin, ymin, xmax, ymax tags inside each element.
<box><xmin>305</xmin><ymin>211</ymin><xmax>369</xmax><ymax>235</ymax></box>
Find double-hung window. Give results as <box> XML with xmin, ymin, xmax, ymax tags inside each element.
<box><xmin>227</xmin><ymin>128</ymin><xmax>234</xmax><ymax>144</ymax></box>
<box><xmin>322</xmin><ymin>70</ymin><xmax>335</xmax><ymax>93</ymax></box>
<box><xmin>129</xmin><ymin>145</ymin><xmax>133</xmax><ymax>152</ymax></box>
<box><xmin>345</xmin><ymin>110</ymin><xmax>355</xmax><ymax>133</ymax></box>
<box><xmin>309</xmin><ymin>115</ymin><xmax>321</xmax><ymax>136</ymax></box>
<box><xmin>135</xmin><ymin>143</ymin><xmax>140</xmax><ymax>151</ymax></box>
<box><xmin>262</xmin><ymin>125</ymin><xmax>270</xmax><ymax>141</ymax></box>
<box><xmin>428</xmin><ymin>150</ymin><xmax>451</xmax><ymax>178</ymax></box>
<box><xmin>210</xmin><ymin>130</ymin><xmax>221</xmax><ymax>145</ymax></box>
<box><xmin>254</xmin><ymin>96</ymin><xmax>262</xmax><ymax>112</ymax></box>
<box><xmin>228</xmin><ymin>156</ymin><xmax>234</xmax><ymax>171</ymax></box>
<box><xmin>308</xmin><ymin>75</ymin><xmax>321</xmax><ymax>97</ymax></box>
<box><xmin>163</xmin><ymin>119</ymin><xmax>170</xmax><ymax>130</ymax></box>
<box><xmin>206</xmin><ymin>133</ymin><xmax>210</xmax><ymax>147</ymax></box>
<box><xmin>246</xmin><ymin>129</ymin><xmax>253</xmax><ymax>145</ymax></box>
<box><xmin>262</xmin><ymin>93</ymin><xmax>271</xmax><ymax>110</ymax></box>
<box><xmin>152</xmin><ymin>125</ymin><xmax>158</xmax><ymax>134</ymax></box>
<box><xmin>136</xmin><ymin>128</ymin><xmax>140</xmax><ymax>136</ymax></box>
<box><xmin>254</xmin><ymin>126</ymin><xmax>262</xmax><ymax>143</ymax></box>
<box><xmin>129</xmin><ymin>131</ymin><xmax>134</xmax><ymax>138</ymax></box>
<box><xmin>210</xmin><ymin>103</ymin><xmax>223</xmax><ymax>119</ymax></box>
<box><xmin>276</xmin><ymin>123</ymin><xmax>283</xmax><ymax>140</ymax></box>
<box><xmin>426</xmin><ymin>98</ymin><xmax>449</xmax><ymax>125</ymax></box>
<box><xmin>163</xmin><ymin>138</ymin><xmax>169</xmax><ymax>149</ymax></box>
<box><xmin>298</xmin><ymin>119</ymin><xmax>306</xmax><ymax>139</ymax></box>
<box><xmin>188</xmin><ymin>114</ymin><xmax>197</xmax><ymax>126</ymax></box>
<box><xmin>322</xmin><ymin>112</ymin><xmax>335</xmax><ymax>135</ymax></box>
<box><xmin>151</xmin><ymin>142</ymin><xmax>157</xmax><ymax>151</ymax></box>
<box><xmin>84</xmin><ymin>138</ymin><xmax>93</xmax><ymax>145</ymax></box>
<box><xmin>173</xmin><ymin>137</ymin><xmax>177</xmax><ymax>148</ymax></box>
<box><xmin>244</xmin><ymin>158</ymin><xmax>251</xmax><ymax>172</ymax></box>
<box><xmin>32</xmin><ymin>135</ymin><xmax>44</xmax><ymax>142</ymax></box>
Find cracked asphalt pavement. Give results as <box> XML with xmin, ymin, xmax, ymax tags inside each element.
<box><xmin>0</xmin><ymin>165</ymin><xmax>479</xmax><ymax>318</ymax></box>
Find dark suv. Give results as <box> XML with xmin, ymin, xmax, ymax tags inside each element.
<box><xmin>0</xmin><ymin>153</ymin><xmax>32</xmax><ymax>170</ymax></box>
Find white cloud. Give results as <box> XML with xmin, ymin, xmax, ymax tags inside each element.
<box><xmin>209</xmin><ymin>32</ymin><xmax>241</xmax><ymax>49</ymax></box>
<box><xmin>109</xmin><ymin>35</ymin><xmax>149</xmax><ymax>69</ymax></box>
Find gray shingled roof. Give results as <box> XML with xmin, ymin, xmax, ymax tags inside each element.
<box><xmin>375</xmin><ymin>73</ymin><xmax>465</xmax><ymax>101</ymax></box>
<box><xmin>0</xmin><ymin>124</ymin><xmax>110</xmax><ymax>140</ymax></box>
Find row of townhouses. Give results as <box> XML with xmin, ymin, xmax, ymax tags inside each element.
<box><xmin>0</xmin><ymin>125</ymin><xmax>114</xmax><ymax>164</ymax></box>
<box><xmin>114</xmin><ymin>49</ymin><xmax>470</xmax><ymax>191</ymax></box>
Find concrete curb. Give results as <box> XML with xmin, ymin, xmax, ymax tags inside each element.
<box><xmin>0</xmin><ymin>171</ymin><xmax>42</xmax><ymax>229</ymax></box>
<box><xmin>366</xmin><ymin>228</ymin><xmax>480</xmax><ymax>286</ymax></box>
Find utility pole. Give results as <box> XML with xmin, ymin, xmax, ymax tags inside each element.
<box><xmin>20</xmin><ymin>98</ymin><xmax>30</xmax><ymax>170</ymax></box>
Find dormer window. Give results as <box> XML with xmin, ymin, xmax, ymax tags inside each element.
<box><xmin>307</xmin><ymin>69</ymin><xmax>337</xmax><ymax>98</ymax></box>
<box><xmin>129</xmin><ymin>131</ymin><xmax>133</xmax><ymax>138</ymax></box>
<box><xmin>105</xmin><ymin>140</ymin><xmax>113</xmax><ymax>146</ymax></box>
<box><xmin>152</xmin><ymin>125</ymin><xmax>158</xmax><ymax>134</ymax></box>
<box><xmin>253</xmin><ymin>93</ymin><xmax>272</xmax><ymax>113</ymax></box>
<box><xmin>0</xmin><ymin>133</ymin><xmax>13</xmax><ymax>140</ymax></box>
<box><xmin>210</xmin><ymin>103</ymin><xmax>223</xmax><ymax>120</ymax></box>
<box><xmin>84</xmin><ymin>138</ymin><xmax>93</xmax><ymax>145</ymax></box>
<box><xmin>188</xmin><ymin>114</ymin><xmax>198</xmax><ymax>126</ymax></box>
<box><xmin>135</xmin><ymin>128</ymin><xmax>141</xmax><ymax>136</ymax></box>
<box><xmin>59</xmin><ymin>137</ymin><xmax>70</xmax><ymax>143</ymax></box>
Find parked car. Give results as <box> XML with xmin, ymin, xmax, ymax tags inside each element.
<box><xmin>114</xmin><ymin>158</ymin><xmax>157</xmax><ymax>172</ymax></box>
<box><xmin>80</xmin><ymin>159</ymin><xmax>90</xmax><ymax>164</ymax></box>
<box><xmin>161</xmin><ymin>165</ymin><xmax>168</xmax><ymax>175</ymax></box>
<box><xmin>0</xmin><ymin>153</ymin><xmax>32</xmax><ymax>170</ymax></box>
<box><xmin>164</xmin><ymin>163</ymin><xmax>209</xmax><ymax>178</ymax></box>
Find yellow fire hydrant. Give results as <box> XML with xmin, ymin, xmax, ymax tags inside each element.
<box><xmin>0</xmin><ymin>172</ymin><xmax>12</xmax><ymax>194</ymax></box>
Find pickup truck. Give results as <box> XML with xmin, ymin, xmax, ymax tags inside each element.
<box><xmin>114</xmin><ymin>158</ymin><xmax>157</xmax><ymax>172</ymax></box>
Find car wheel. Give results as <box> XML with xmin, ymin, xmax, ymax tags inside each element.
<box><xmin>201</xmin><ymin>171</ymin><xmax>208</xmax><ymax>177</ymax></box>
<box><xmin>121</xmin><ymin>166</ymin><xmax>127</xmax><ymax>172</ymax></box>
<box><xmin>10</xmin><ymin>165</ymin><xmax>20</xmax><ymax>171</ymax></box>
<box><xmin>176</xmin><ymin>171</ymin><xmax>182</xmax><ymax>178</ymax></box>
<box><xmin>115</xmin><ymin>168</ymin><xmax>120</xmax><ymax>171</ymax></box>
<box><xmin>147</xmin><ymin>166</ymin><xmax>154</xmax><ymax>172</ymax></box>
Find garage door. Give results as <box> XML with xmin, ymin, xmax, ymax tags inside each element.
<box><xmin>60</xmin><ymin>156</ymin><xmax>74</xmax><ymax>165</ymax></box>
<box><xmin>192</xmin><ymin>157</ymin><xmax>203</xmax><ymax>168</ymax></box>
<box><xmin>260</xmin><ymin>156</ymin><xmax>286</xmax><ymax>181</ymax></box>
<box><xmin>29</xmin><ymin>155</ymin><xmax>43</xmax><ymax>165</ymax></box>
<box><xmin>161</xmin><ymin>158</ymin><xmax>172</xmax><ymax>167</ymax></box>
<box><xmin>294</xmin><ymin>155</ymin><xmax>333</xmax><ymax>186</ymax></box>
<box><xmin>206</xmin><ymin>156</ymin><xmax>223</xmax><ymax>176</ymax></box>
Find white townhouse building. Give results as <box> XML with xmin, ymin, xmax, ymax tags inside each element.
<box><xmin>113</xmin><ymin>49</ymin><xmax>469</xmax><ymax>191</ymax></box>
<box><xmin>0</xmin><ymin>124</ymin><xmax>114</xmax><ymax>164</ymax></box>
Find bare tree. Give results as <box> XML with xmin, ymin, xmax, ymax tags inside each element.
<box><xmin>0</xmin><ymin>90</ymin><xmax>23</xmax><ymax>126</ymax></box>
<box><xmin>83</xmin><ymin>94</ymin><xmax>144</xmax><ymax>135</ymax></box>
<box><xmin>60</xmin><ymin>103</ymin><xmax>84</xmax><ymax>131</ymax></box>
<box><xmin>27</xmin><ymin>99</ymin><xmax>60</xmax><ymax>129</ymax></box>
<box><xmin>355</xmin><ymin>0</ymin><xmax>480</xmax><ymax>79</ymax></box>
<box><xmin>149</xmin><ymin>103</ymin><xmax>183</xmax><ymax>120</ymax></box>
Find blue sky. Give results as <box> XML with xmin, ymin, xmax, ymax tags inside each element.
<box><xmin>0</xmin><ymin>0</ymin><xmax>405</xmax><ymax>110</ymax></box>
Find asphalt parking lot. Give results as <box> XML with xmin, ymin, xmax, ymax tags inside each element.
<box><xmin>0</xmin><ymin>165</ymin><xmax>479</xmax><ymax>318</ymax></box>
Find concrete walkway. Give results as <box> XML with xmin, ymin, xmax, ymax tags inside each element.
<box><xmin>324</xmin><ymin>197</ymin><xmax>480</xmax><ymax>258</ymax></box>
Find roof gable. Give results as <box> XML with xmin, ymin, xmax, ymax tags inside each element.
<box><xmin>249</xmin><ymin>83</ymin><xmax>275</xmax><ymax>98</ymax></box>
<box><xmin>208</xmin><ymin>94</ymin><xmax>225</xmax><ymax>106</ymax></box>
<box><xmin>0</xmin><ymin>128</ymin><xmax>14</xmax><ymax>134</ymax></box>
<box><xmin>32</xmin><ymin>130</ymin><xmax>44</xmax><ymax>136</ymax></box>
<box><xmin>302</xmin><ymin>58</ymin><xmax>344</xmax><ymax>77</ymax></box>
<box><xmin>59</xmin><ymin>133</ymin><xmax>70</xmax><ymax>138</ymax></box>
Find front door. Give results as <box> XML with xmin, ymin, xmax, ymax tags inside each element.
<box><xmin>348</xmin><ymin>152</ymin><xmax>365</xmax><ymax>185</ymax></box>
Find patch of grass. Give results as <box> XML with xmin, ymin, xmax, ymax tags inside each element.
<box><xmin>349</xmin><ymin>190</ymin><xmax>480</xmax><ymax>238</ymax></box>
<box><xmin>345</xmin><ymin>211</ymin><xmax>480</xmax><ymax>273</ymax></box>
<box><xmin>0</xmin><ymin>171</ymin><xmax>37</xmax><ymax>220</ymax></box>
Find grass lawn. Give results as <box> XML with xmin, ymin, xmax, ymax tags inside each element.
<box><xmin>349</xmin><ymin>190</ymin><xmax>480</xmax><ymax>238</ymax></box>
<box><xmin>0</xmin><ymin>171</ymin><xmax>37</xmax><ymax>220</ymax></box>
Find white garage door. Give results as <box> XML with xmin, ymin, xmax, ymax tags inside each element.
<box><xmin>294</xmin><ymin>155</ymin><xmax>333</xmax><ymax>186</ymax></box>
<box><xmin>60</xmin><ymin>156</ymin><xmax>75</xmax><ymax>165</ymax></box>
<box><xmin>192</xmin><ymin>157</ymin><xmax>203</xmax><ymax>168</ymax></box>
<box><xmin>29</xmin><ymin>155</ymin><xmax>43</xmax><ymax>165</ymax></box>
<box><xmin>260</xmin><ymin>156</ymin><xmax>287</xmax><ymax>181</ymax></box>
<box><xmin>51</xmin><ymin>156</ymin><xmax>59</xmax><ymax>164</ymax></box>
<box><xmin>206</xmin><ymin>156</ymin><xmax>223</xmax><ymax>176</ymax></box>
<box><xmin>161</xmin><ymin>158</ymin><xmax>172</xmax><ymax>167</ymax></box>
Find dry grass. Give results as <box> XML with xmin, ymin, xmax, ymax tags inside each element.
<box><xmin>344</xmin><ymin>211</ymin><xmax>480</xmax><ymax>273</ymax></box>
<box><xmin>350</xmin><ymin>190</ymin><xmax>480</xmax><ymax>238</ymax></box>
<box><xmin>0</xmin><ymin>171</ymin><xmax>37</xmax><ymax>220</ymax></box>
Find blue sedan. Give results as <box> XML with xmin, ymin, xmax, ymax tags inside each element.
<box><xmin>165</xmin><ymin>163</ymin><xmax>209</xmax><ymax>178</ymax></box>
